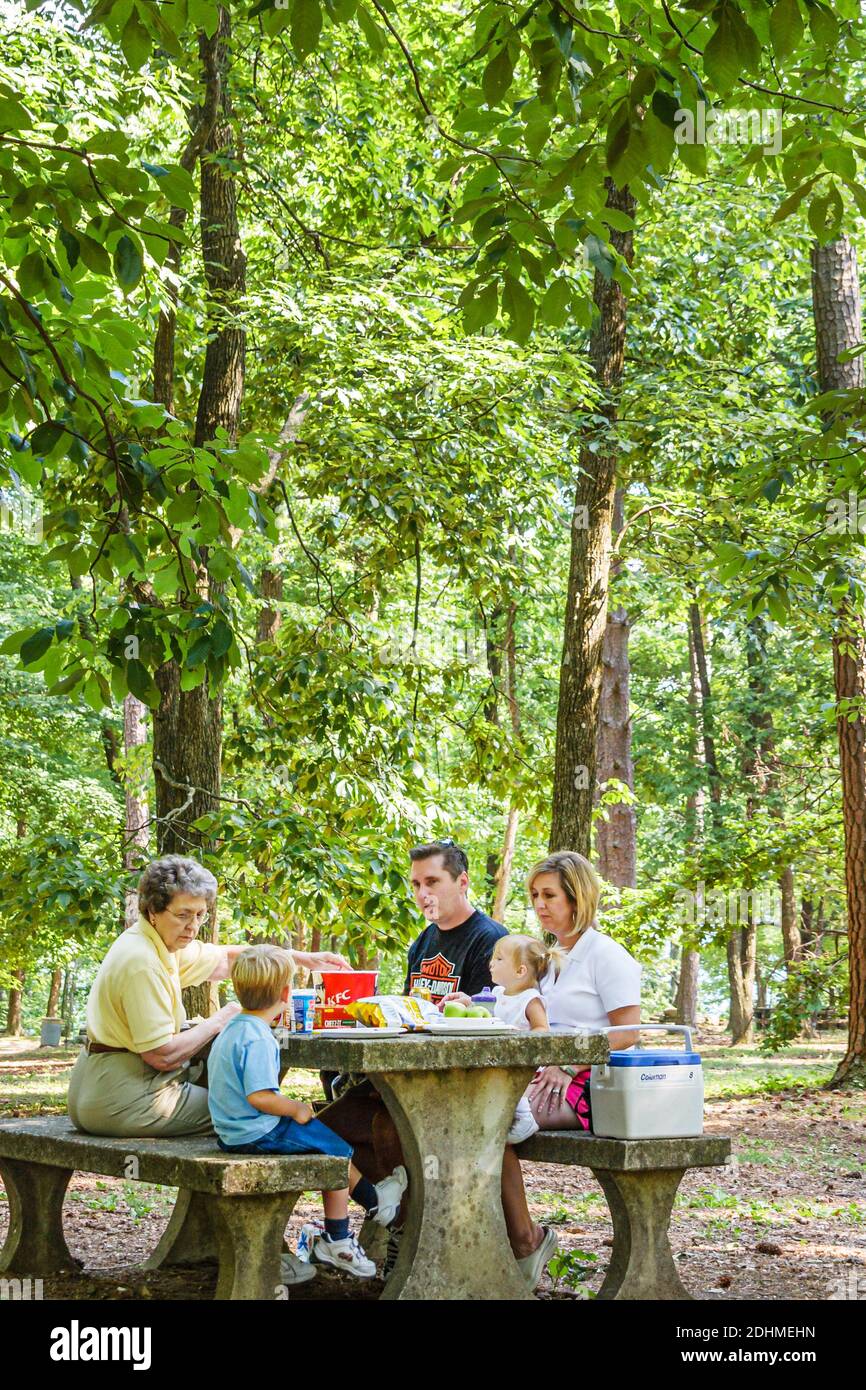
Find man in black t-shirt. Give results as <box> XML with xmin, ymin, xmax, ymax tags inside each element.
<box><xmin>405</xmin><ymin>840</ymin><xmax>507</xmax><ymax>1001</ymax></box>
<box><xmin>318</xmin><ymin>840</ymin><xmax>508</xmax><ymax>1188</ymax></box>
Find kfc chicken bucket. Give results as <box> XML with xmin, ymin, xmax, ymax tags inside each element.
<box><xmin>313</xmin><ymin>970</ymin><xmax>379</xmax><ymax>1028</ymax></box>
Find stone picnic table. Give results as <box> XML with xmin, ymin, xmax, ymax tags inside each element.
<box><xmin>280</xmin><ymin>1028</ymin><xmax>609</xmax><ymax>1301</ymax></box>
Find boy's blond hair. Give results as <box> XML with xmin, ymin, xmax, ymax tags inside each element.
<box><xmin>492</xmin><ymin>934</ymin><xmax>562</xmax><ymax>985</ymax></box>
<box><xmin>231</xmin><ymin>945</ymin><xmax>294</xmax><ymax>1012</ymax></box>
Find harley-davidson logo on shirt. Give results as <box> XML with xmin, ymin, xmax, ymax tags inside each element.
<box><xmin>408</xmin><ymin>952</ymin><xmax>458</xmax><ymax>997</ymax></box>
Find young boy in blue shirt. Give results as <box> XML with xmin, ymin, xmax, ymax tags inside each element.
<box><xmin>208</xmin><ymin>944</ymin><xmax>406</xmax><ymax>1278</ymax></box>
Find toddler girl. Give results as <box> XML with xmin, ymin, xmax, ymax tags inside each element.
<box><xmin>489</xmin><ymin>934</ymin><xmax>560</xmax><ymax>1144</ymax></box>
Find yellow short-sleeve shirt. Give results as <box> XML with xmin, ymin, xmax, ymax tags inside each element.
<box><xmin>86</xmin><ymin>916</ymin><xmax>224</xmax><ymax>1053</ymax></box>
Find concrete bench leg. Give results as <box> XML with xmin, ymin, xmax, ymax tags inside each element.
<box><xmin>208</xmin><ymin>1191</ymin><xmax>300</xmax><ymax>1300</ymax></box>
<box><xmin>0</xmin><ymin>1158</ymin><xmax>82</xmax><ymax>1275</ymax></box>
<box><xmin>594</xmin><ymin>1167</ymin><xmax>691</xmax><ymax>1300</ymax></box>
<box><xmin>143</xmin><ymin>1188</ymin><xmax>218</xmax><ymax>1270</ymax></box>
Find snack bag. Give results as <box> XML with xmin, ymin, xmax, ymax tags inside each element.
<box><xmin>345</xmin><ymin>994</ymin><xmax>441</xmax><ymax>1029</ymax></box>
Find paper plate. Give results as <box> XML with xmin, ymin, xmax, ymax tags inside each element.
<box><xmin>424</xmin><ymin>1018</ymin><xmax>518</xmax><ymax>1035</ymax></box>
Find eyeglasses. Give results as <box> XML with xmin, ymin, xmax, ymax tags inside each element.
<box><xmin>167</xmin><ymin>907</ymin><xmax>209</xmax><ymax>927</ymax></box>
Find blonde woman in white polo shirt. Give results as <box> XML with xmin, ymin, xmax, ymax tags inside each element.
<box><xmin>502</xmin><ymin>850</ymin><xmax>641</xmax><ymax>1290</ymax></box>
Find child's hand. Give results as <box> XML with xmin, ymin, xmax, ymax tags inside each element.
<box><xmin>292</xmin><ymin>1102</ymin><xmax>315</xmax><ymax>1125</ymax></box>
<box><xmin>438</xmin><ymin>991</ymin><xmax>472</xmax><ymax>1012</ymax></box>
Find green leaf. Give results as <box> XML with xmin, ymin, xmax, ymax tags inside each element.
<box><xmin>808</xmin><ymin>186</ymin><xmax>843</xmax><ymax>243</ymax></box>
<box><xmin>807</xmin><ymin>2</ymin><xmax>839</xmax><ymax>54</ymax></box>
<box><xmin>210</xmin><ymin>618</ymin><xmax>233</xmax><ymax>658</ymax></box>
<box><xmin>501</xmin><ymin>273</ymin><xmax>534</xmax><ymax>343</ymax></box>
<box><xmin>771</xmin><ymin>176</ymin><xmax>820</xmax><ymax>223</ymax></box>
<box><xmin>0</xmin><ymin>95</ymin><xmax>32</xmax><ymax>131</ymax></box>
<box><xmin>30</xmin><ymin>421</ymin><xmax>65</xmax><ymax>456</ymax></box>
<box><xmin>146</xmin><ymin>163</ymin><xmax>197</xmax><ymax>212</ymax></box>
<box><xmin>120</xmin><ymin>8</ymin><xmax>151</xmax><ymax>69</ymax></box>
<box><xmin>17</xmin><ymin>251</ymin><xmax>50</xmax><ymax>299</ymax></box>
<box><xmin>20</xmin><ymin>627</ymin><xmax>55</xmax><ymax>667</ymax></box>
<box><xmin>126</xmin><ymin>658</ymin><xmax>160</xmax><ymax>708</ymax></box>
<box><xmin>291</xmin><ymin>0</ymin><xmax>323</xmax><ymax>57</ymax></box>
<box><xmin>769</xmin><ymin>0</ymin><xmax>804</xmax><ymax>62</ymax></box>
<box><xmin>186</xmin><ymin>634</ymin><xmax>211</xmax><ymax>668</ymax></box>
<box><xmin>114</xmin><ymin>234</ymin><xmax>143</xmax><ymax>290</ymax></box>
<box><xmin>461</xmin><ymin>279</ymin><xmax>498</xmax><ymax>334</ymax></box>
<box><xmin>58</xmin><ymin>229</ymin><xmax>80</xmax><ymax>270</ymax></box>
<box><xmin>585</xmin><ymin>233</ymin><xmax>615</xmax><ymax>282</ymax></box>
<box><xmin>704</xmin><ymin>3</ymin><xmax>759</xmax><ymax>94</ymax></box>
<box><xmin>540</xmin><ymin>276</ymin><xmax>570</xmax><ymax>327</ymax></box>
<box><xmin>76</xmin><ymin>233</ymin><xmax>111</xmax><ymax>276</ymax></box>
<box><xmin>355</xmin><ymin>3</ymin><xmax>384</xmax><ymax>50</ymax></box>
<box><xmin>482</xmin><ymin>46</ymin><xmax>514</xmax><ymax>106</ymax></box>
<box><xmin>188</xmin><ymin>0</ymin><xmax>220</xmax><ymax>38</ymax></box>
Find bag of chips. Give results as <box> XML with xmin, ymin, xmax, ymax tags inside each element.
<box><xmin>345</xmin><ymin>994</ymin><xmax>441</xmax><ymax>1029</ymax></box>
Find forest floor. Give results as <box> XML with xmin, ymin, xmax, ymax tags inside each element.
<box><xmin>1</xmin><ymin>1028</ymin><xmax>863</xmax><ymax>1302</ymax></box>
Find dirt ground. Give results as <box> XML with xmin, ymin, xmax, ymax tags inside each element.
<box><xmin>1</xmin><ymin>1034</ymin><xmax>863</xmax><ymax>1301</ymax></box>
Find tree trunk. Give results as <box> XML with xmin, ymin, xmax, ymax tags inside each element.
<box><xmin>727</xmin><ymin>615</ymin><xmax>779</xmax><ymax>1046</ymax></box>
<box><xmin>550</xmin><ymin>181</ymin><xmax>635</xmax><ymax>856</ymax></box>
<box><xmin>675</xmin><ymin>613</ymin><xmax>706</xmax><ymax>1025</ymax></box>
<box><xmin>123</xmin><ymin>694</ymin><xmax>149</xmax><ymax>928</ymax></box>
<box><xmin>831</xmin><ymin>613</ymin><xmax>866</xmax><ymax>1083</ymax></box>
<box><xmin>595</xmin><ymin>489</ymin><xmax>636</xmax><ymax>886</ymax></box>
<box><xmin>256</xmin><ymin>568</ymin><xmax>283</xmax><ymax>646</ymax></box>
<box><xmin>688</xmin><ymin>603</ymin><xmax>721</xmax><ymax>808</ymax></box>
<box><xmin>482</xmin><ymin>603</ymin><xmax>504</xmax><ymax>906</ymax></box>
<box><xmin>810</xmin><ymin>236</ymin><xmax>866</xmax><ymax>1087</ymax></box>
<box><xmin>5</xmin><ymin>817</ymin><xmax>27</xmax><ymax>1034</ymax></box>
<box><xmin>46</xmin><ymin>968</ymin><xmax>63</xmax><ymax>1018</ymax></box>
<box><xmin>727</xmin><ymin>929</ymin><xmax>756</xmax><ymax>1044</ymax></box>
<box><xmin>4</xmin><ymin>969</ymin><xmax>24</xmax><ymax>1035</ymax></box>
<box><xmin>675</xmin><ymin>949</ymin><xmax>700</xmax><ymax>1028</ymax></box>
<box><xmin>492</xmin><ymin>808</ymin><xmax>520</xmax><ymax>922</ymax></box>
<box><xmin>152</xmin><ymin>9</ymin><xmax>246</xmax><ymax>1021</ymax></box>
<box><xmin>779</xmin><ymin>865</ymin><xmax>802</xmax><ymax>970</ymax></box>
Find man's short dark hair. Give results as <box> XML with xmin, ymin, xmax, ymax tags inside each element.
<box><xmin>409</xmin><ymin>840</ymin><xmax>469</xmax><ymax>879</ymax></box>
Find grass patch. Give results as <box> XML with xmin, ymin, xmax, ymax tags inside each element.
<box><xmin>675</xmin><ymin>1185</ymin><xmax>866</xmax><ymax>1226</ymax></box>
<box><xmin>700</xmin><ymin>1034</ymin><xmax>845</xmax><ymax>1099</ymax></box>
<box><xmin>67</xmin><ymin>1181</ymin><xmax>175</xmax><ymax>1223</ymax></box>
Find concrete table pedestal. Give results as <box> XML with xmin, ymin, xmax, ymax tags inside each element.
<box><xmin>373</xmin><ymin>1066</ymin><xmax>536</xmax><ymax>1301</ymax></box>
<box><xmin>281</xmin><ymin>1029</ymin><xmax>608</xmax><ymax>1301</ymax></box>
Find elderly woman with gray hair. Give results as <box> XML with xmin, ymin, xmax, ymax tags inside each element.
<box><xmin>68</xmin><ymin>856</ymin><xmax>350</xmax><ymax>1138</ymax></box>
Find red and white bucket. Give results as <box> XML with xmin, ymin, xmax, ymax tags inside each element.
<box><xmin>313</xmin><ymin>970</ymin><xmax>379</xmax><ymax>1029</ymax></box>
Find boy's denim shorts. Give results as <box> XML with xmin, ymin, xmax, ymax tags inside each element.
<box><xmin>217</xmin><ymin>1113</ymin><xmax>354</xmax><ymax>1160</ymax></box>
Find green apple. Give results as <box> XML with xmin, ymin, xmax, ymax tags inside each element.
<box><xmin>443</xmin><ymin>1001</ymin><xmax>468</xmax><ymax>1017</ymax></box>
<box><xmin>466</xmin><ymin>1005</ymin><xmax>491</xmax><ymax>1018</ymax></box>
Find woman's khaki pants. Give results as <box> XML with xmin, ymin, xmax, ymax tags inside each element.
<box><xmin>67</xmin><ymin>1048</ymin><xmax>213</xmax><ymax>1138</ymax></box>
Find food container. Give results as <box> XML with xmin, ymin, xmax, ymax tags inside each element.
<box><xmin>313</xmin><ymin>969</ymin><xmax>379</xmax><ymax>1027</ymax></box>
<box><xmin>589</xmin><ymin>1025</ymin><xmax>704</xmax><ymax>1139</ymax></box>
<box><xmin>314</xmin><ymin>1005</ymin><xmax>357</xmax><ymax>1031</ymax></box>
<box><xmin>290</xmin><ymin>988</ymin><xmax>316</xmax><ymax>1034</ymax></box>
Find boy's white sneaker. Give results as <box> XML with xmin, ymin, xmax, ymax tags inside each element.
<box><xmin>311</xmin><ymin>1232</ymin><xmax>376</xmax><ymax>1279</ymax></box>
<box><xmin>371</xmin><ymin>1164</ymin><xmax>408</xmax><ymax>1227</ymax></box>
<box><xmin>279</xmin><ymin>1250</ymin><xmax>317</xmax><ymax>1285</ymax></box>
<box><xmin>507</xmin><ymin>1107</ymin><xmax>539</xmax><ymax>1146</ymax></box>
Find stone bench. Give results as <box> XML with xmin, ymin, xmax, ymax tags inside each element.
<box><xmin>518</xmin><ymin>1131</ymin><xmax>732</xmax><ymax>1299</ymax></box>
<box><xmin>0</xmin><ymin>1115</ymin><xmax>347</xmax><ymax>1300</ymax></box>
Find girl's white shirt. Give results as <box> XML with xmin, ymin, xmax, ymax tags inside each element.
<box><xmin>491</xmin><ymin>984</ymin><xmax>544</xmax><ymax>1031</ymax></box>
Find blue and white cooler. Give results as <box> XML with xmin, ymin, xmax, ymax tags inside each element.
<box><xmin>590</xmin><ymin>1025</ymin><xmax>704</xmax><ymax>1139</ymax></box>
